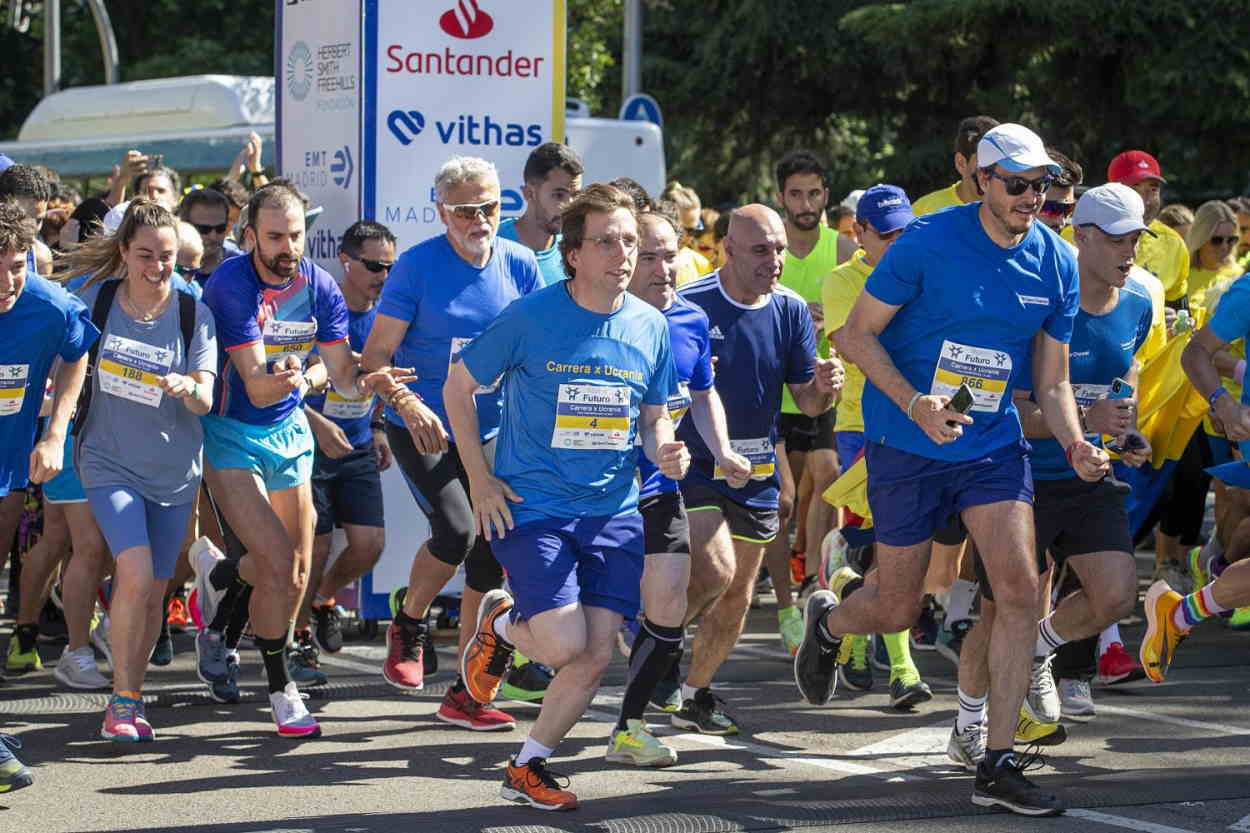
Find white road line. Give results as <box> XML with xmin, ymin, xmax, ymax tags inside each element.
<box><xmin>319</xmin><ymin>653</ymin><xmax>390</xmax><ymax>676</ymax></box>
<box><xmin>1068</xmin><ymin>808</ymin><xmax>1205</xmax><ymax>833</ymax></box>
<box><xmin>844</xmin><ymin>724</ymin><xmax>953</xmax><ymax>771</ymax></box>
<box><xmin>1099</xmin><ymin>704</ymin><xmax>1250</xmax><ymax>736</ymax></box>
<box><xmin>1228</xmin><ymin>811</ymin><xmax>1250</xmax><ymax>832</ymax></box>
<box><xmin>671</xmin><ymin>731</ymin><xmax>913</xmax><ymax>780</ymax></box>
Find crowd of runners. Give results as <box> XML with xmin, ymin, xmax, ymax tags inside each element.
<box><xmin>3</xmin><ymin>114</ymin><xmax>1250</xmax><ymax>818</ymax></box>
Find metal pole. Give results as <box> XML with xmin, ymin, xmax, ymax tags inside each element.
<box><xmin>43</xmin><ymin>0</ymin><xmax>61</xmax><ymax>96</ymax></box>
<box><xmin>622</xmin><ymin>0</ymin><xmax>641</xmax><ymax>101</ymax></box>
<box><xmin>86</xmin><ymin>0</ymin><xmax>120</xmax><ymax>84</ymax></box>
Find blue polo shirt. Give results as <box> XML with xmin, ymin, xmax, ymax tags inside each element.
<box><xmin>498</xmin><ymin>217</ymin><xmax>565</xmax><ymax>287</ymax></box>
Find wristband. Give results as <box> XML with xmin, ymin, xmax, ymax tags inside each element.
<box><xmin>1236</xmin><ymin>361</ymin><xmax>1247</xmax><ymax>388</ymax></box>
<box><xmin>905</xmin><ymin>391</ymin><xmax>923</xmax><ymax>421</ymax></box>
<box><xmin>1209</xmin><ymin>386</ymin><xmax>1230</xmax><ymax>409</ymax></box>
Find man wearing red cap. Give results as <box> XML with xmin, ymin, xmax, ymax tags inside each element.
<box><xmin>1107</xmin><ymin>151</ymin><xmax>1190</xmax><ymax>306</ymax></box>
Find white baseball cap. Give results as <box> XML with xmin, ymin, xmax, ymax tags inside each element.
<box><xmin>1072</xmin><ymin>183</ymin><xmax>1157</xmax><ymax>237</ymax></box>
<box><xmin>977</xmin><ymin>124</ymin><xmax>1061</xmax><ymax>175</ymax></box>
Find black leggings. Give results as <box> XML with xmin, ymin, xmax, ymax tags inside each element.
<box><xmin>385</xmin><ymin>422</ymin><xmax>503</xmax><ymax>594</ymax></box>
<box><xmin>1148</xmin><ymin>432</ymin><xmax>1211</xmax><ymax>546</ymax></box>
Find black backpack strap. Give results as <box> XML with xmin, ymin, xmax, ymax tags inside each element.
<box><xmin>178</xmin><ymin>290</ymin><xmax>196</xmax><ymax>361</ymax></box>
<box><xmin>74</xmin><ymin>279</ymin><xmax>122</xmax><ymax>430</ymax></box>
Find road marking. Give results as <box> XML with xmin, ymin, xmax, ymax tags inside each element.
<box><xmin>1068</xmin><ymin>808</ymin><xmax>1205</xmax><ymax>833</ymax></box>
<box><xmin>671</xmin><ymin>731</ymin><xmax>914</xmax><ymax>780</ymax></box>
<box><xmin>844</xmin><ymin>724</ymin><xmax>953</xmax><ymax>771</ymax></box>
<box><xmin>1099</xmin><ymin>704</ymin><xmax>1250</xmax><ymax>736</ymax></box>
<box><xmin>318</xmin><ymin>653</ymin><xmax>388</xmax><ymax>676</ymax></box>
<box><xmin>1229</xmin><ymin>811</ymin><xmax>1250</xmax><ymax>832</ymax></box>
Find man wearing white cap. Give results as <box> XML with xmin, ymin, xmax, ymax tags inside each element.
<box><xmin>795</xmin><ymin>123</ymin><xmax>1107</xmax><ymax>817</ymax></box>
<box><xmin>949</xmin><ymin>183</ymin><xmax>1155</xmax><ymax>765</ymax></box>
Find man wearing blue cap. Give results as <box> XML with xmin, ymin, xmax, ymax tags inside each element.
<box><xmin>795</xmin><ymin>124</ymin><xmax>1108</xmax><ymax>816</ymax></box>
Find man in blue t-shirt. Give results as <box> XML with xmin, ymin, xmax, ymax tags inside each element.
<box><xmin>497</xmin><ymin>142</ymin><xmax>583</xmax><ymax>287</ymax></box>
<box><xmin>796</xmin><ymin>124</ymin><xmax>1106</xmax><ymax>817</ymax></box>
<box><xmin>448</xmin><ymin>184</ymin><xmax>686</xmax><ymax>810</ymax></box>
<box><xmin>361</xmin><ymin>156</ymin><xmax>541</xmax><ymax>730</ymax></box>
<box><xmin>952</xmin><ymin>184</ymin><xmax>1155</xmax><ymax>767</ymax></box>
<box><xmin>675</xmin><ymin>205</ymin><xmax>843</xmax><ymax>736</ymax></box>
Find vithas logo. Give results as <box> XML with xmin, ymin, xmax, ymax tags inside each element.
<box><xmin>440</xmin><ymin>0</ymin><xmax>493</xmax><ymax>40</ymax></box>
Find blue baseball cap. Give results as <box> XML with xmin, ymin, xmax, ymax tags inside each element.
<box><xmin>855</xmin><ymin>184</ymin><xmax>914</xmax><ymax>234</ymax></box>
<box><xmin>0</xmin><ymin>154</ymin><xmax>13</xmax><ymax>173</ymax></box>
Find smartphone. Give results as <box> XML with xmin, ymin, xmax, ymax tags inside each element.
<box><xmin>946</xmin><ymin>383</ymin><xmax>974</xmax><ymax>427</ymax></box>
<box><xmin>150</xmin><ymin>153</ymin><xmax>164</xmax><ymax>170</ymax></box>
<box><xmin>1109</xmin><ymin>377</ymin><xmax>1133</xmax><ymax>400</ymax></box>
<box><xmin>1106</xmin><ymin>432</ymin><xmax>1146</xmax><ymax>455</ymax></box>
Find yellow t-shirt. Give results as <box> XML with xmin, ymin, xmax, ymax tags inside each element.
<box><xmin>821</xmin><ymin>250</ymin><xmax>873</xmax><ymax>433</ymax></box>
<box><xmin>1137</xmin><ymin>220</ymin><xmax>1190</xmax><ymax>302</ymax></box>
<box><xmin>1187</xmin><ymin>261</ymin><xmax>1243</xmax><ymax>309</ymax></box>
<box><xmin>911</xmin><ymin>182</ymin><xmax>964</xmax><ymax>217</ymax></box>
<box><xmin>674</xmin><ymin>247</ymin><xmax>713</xmax><ymax>287</ymax></box>
<box><xmin>1130</xmin><ymin>266</ymin><xmax>1168</xmax><ymax>365</ymax></box>
<box><xmin>779</xmin><ymin>225</ymin><xmax>839</xmax><ymax>415</ymax></box>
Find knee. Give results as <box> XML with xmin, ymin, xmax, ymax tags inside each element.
<box><xmin>992</xmin><ymin>579</ymin><xmax>1040</xmax><ymax>617</ymax></box>
<box><xmin>696</xmin><ymin>554</ymin><xmax>735</xmax><ymax>599</ymax></box>
<box><xmin>541</xmin><ymin>634</ymin><xmax>588</xmax><ymax>671</ymax></box>
<box><xmin>1095</xmin><ymin>585</ymin><xmax>1136</xmax><ymax>625</ymax></box>
<box><xmin>878</xmin><ymin>601</ymin><xmax>923</xmax><ymax>635</ymax></box>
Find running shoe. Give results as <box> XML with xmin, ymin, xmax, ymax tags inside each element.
<box><xmin>500</xmin><ymin>660</ymin><xmax>552</xmax><ymax>702</ymax></box>
<box><xmin>870</xmin><ymin>632</ymin><xmax>891</xmax><ymax>673</ymax></box>
<box><xmin>936</xmin><ymin>618</ymin><xmax>974</xmax><ymax>665</ymax></box>
<box><xmin>101</xmin><ymin>695</ymin><xmax>142</xmax><ymax>742</ymax></box>
<box><xmin>1188</xmin><ymin>545</ymin><xmax>1209</xmax><ymax>594</ymax></box>
<box><xmin>53</xmin><ymin>645</ymin><xmax>108</xmax><ymax>690</ymax></box>
<box><xmin>436</xmin><ymin>685</ymin><xmax>516</xmax><ymax>731</ymax></box>
<box><xmin>210</xmin><ymin>651</ymin><xmax>241</xmax><ymax>705</ymax></box>
<box><xmin>382</xmin><ymin>619</ymin><xmax>425</xmax><ymax>691</ymax></box>
<box><xmin>617</xmin><ymin>619</ymin><xmax>640</xmax><ymax>657</ymax></box>
<box><xmin>1141</xmin><ymin>580</ymin><xmax>1186</xmax><ymax>683</ymax></box>
<box><xmin>134</xmin><ymin>701</ymin><xmax>154</xmax><ymax>742</ymax></box>
<box><xmin>1015</xmin><ymin>707</ymin><xmax>1067</xmax><ymax>746</ymax></box>
<box><xmin>837</xmin><ymin>635</ymin><xmax>873</xmax><ymax>691</ymax></box>
<box><xmin>649</xmin><ymin>660</ymin><xmax>682</xmax><ymax>712</ymax></box>
<box><xmin>818</xmin><ymin>528</ymin><xmax>848</xmax><ymax>589</ymax></box>
<box><xmin>0</xmin><ymin>734</ymin><xmax>32</xmax><ymax>793</ymax></box>
<box><xmin>501</xmin><ymin>756</ymin><xmax>578</xmax><ymax>811</ymax></box>
<box><xmin>672</xmin><ymin>687</ymin><xmax>738</xmax><ymax>735</ymax></box>
<box><xmin>1152</xmin><ymin>561</ymin><xmax>1188</xmax><ymax>595</ymax></box>
<box><xmin>90</xmin><ymin>613</ymin><xmax>112</xmax><ymax>668</ymax></box>
<box><xmin>778</xmin><ymin>605</ymin><xmax>804</xmax><ymax>656</ymax></box>
<box><xmin>1058</xmin><ymin>678</ymin><xmax>1095</xmax><ymax>722</ymax></box>
<box><xmin>269</xmin><ymin>682</ymin><xmax>321</xmax><ymax>738</ymax></box>
<box><xmin>461</xmin><ymin>588</ymin><xmax>515</xmax><ymax>705</ymax></box>
<box><xmin>287</xmin><ymin>631</ymin><xmax>327</xmax><ymax>687</ymax></box>
<box><xmin>1023</xmin><ymin>654</ymin><xmax>1060</xmax><ymax>724</ymax></box>
<box><xmin>149</xmin><ymin>621</ymin><xmax>173</xmax><ymax>667</ymax></box>
<box><xmin>188</xmin><ymin>537</ymin><xmax>228</xmax><ymax>631</ymax></box>
<box><xmin>1095</xmin><ymin>642</ymin><xmax>1144</xmax><ymax>686</ymax></box>
<box><xmin>947</xmin><ymin>721</ymin><xmax>985</xmax><ymax>772</ymax></box>
<box><xmin>826</xmin><ymin>565</ymin><xmax>861</xmax><ymax>601</ymax></box>
<box><xmin>5</xmin><ymin>625</ymin><xmax>40</xmax><ymax>673</ymax></box>
<box><xmin>166</xmin><ymin>594</ymin><xmax>191</xmax><ymax>632</ymax></box>
<box><xmin>606</xmin><ymin>719</ymin><xmax>677</xmax><ymax>767</ymax></box>
<box><xmin>311</xmin><ymin>603</ymin><xmax>343</xmax><ymax>654</ymax></box>
<box><xmin>196</xmin><ymin>627</ymin><xmax>229</xmax><ymax>684</ymax></box>
<box><xmin>909</xmin><ymin>604</ymin><xmax>939</xmax><ymax>652</ymax></box>
<box><xmin>972</xmin><ymin>752</ymin><xmax>1065</xmax><ymax>816</ymax></box>
<box><xmin>793</xmin><ymin>590</ymin><xmax>840</xmax><ymax>705</ymax></box>
<box><xmin>36</xmin><ymin>598</ymin><xmax>66</xmax><ymax>643</ymax></box>
<box><xmin>789</xmin><ymin>551</ymin><xmax>807</xmax><ymax>586</ymax></box>
<box><xmin>390</xmin><ymin>587</ymin><xmax>439</xmax><ymax>675</ymax></box>
<box><xmin>1229</xmin><ymin>606</ymin><xmax>1250</xmax><ymax>631</ymax></box>
<box><xmin>889</xmin><ymin>668</ymin><xmax>933</xmax><ymax>710</ymax></box>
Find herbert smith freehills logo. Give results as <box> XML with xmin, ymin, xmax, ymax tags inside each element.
<box><xmin>440</xmin><ymin>0</ymin><xmax>493</xmax><ymax>39</ymax></box>
<box><xmin>286</xmin><ymin>41</ymin><xmax>313</xmax><ymax>101</ymax></box>
<box><xmin>388</xmin><ymin>109</ymin><xmax>542</xmax><ymax>148</ymax></box>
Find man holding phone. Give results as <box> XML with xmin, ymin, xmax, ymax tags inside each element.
<box><xmin>795</xmin><ymin>124</ymin><xmax>1106</xmax><ymax>817</ymax></box>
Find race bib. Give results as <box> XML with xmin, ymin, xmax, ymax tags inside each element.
<box><xmin>263</xmin><ymin>319</ymin><xmax>317</xmax><ymax>362</ymax></box>
<box><xmin>667</xmin><ymin>381</ymin><xmax>691</xmax><ymax>428</ymax></box>
<box><xmin>930</xmin><ymin>340</ymin><xmax>1012</xmax><ymax>413</ymax></box>
<box><xmin>1071</xmin><ymin>382</ymin><xmax>1113</xmax><ymax>441</ymax></box>
<box><xmin>715</xmin><ymin>436</ymin><xmax>775</xmax><ymax>481</ymax></box>
<box><xmin>98</xmin><ymin>334</ymin><xmax>173</xmax><ymax>408</ymax></box>
<box><xmin>450</xmin><ymin>336</ymin><xmax>500</xmax><ymax>394</ymax></box>
<box><xmin>0</xmin><ymin>364</ymin><xmax>29</xmax><ymax>416</ymax></box>
<box><xmin>552</xmin><ymin>383</ymin><xmax>631</xmax><ymax>451</ymax></box>
<box><xmin>323</xmin><ymin>390</ymin><xmax>375</xmax><ymax>420</ymax></box>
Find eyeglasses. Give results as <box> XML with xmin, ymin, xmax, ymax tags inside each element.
<box><xmin>1040</xmin><ymin>200</ymin><xmax>1075</xmax><ymax>218</ymax></box>
<box><xmin>988</xmin><ymin>170</ymin><xmax>1054</xmax><ymax>196</ymax></box>
<box><xmin>1210</xmin><ymin>235</ymin><xmax>1240</xmax><ymax>247</ymax></box>
<box><xmin>444</xmin><ymin>200</ymin><xmax>500</xmax><ymax>220</ymax></box>
<box><xmin>351</xmin><ymin>254</ymin><xmax>394</xmax><ymax>273</ymax></box>
<box><xmin>192</xmin><ymin>222</ymin><xmax>228</xmax><ymax>235</ymax></box>
<box><xmin>586</xmin><ymin>233</ymin><xmax>639</xmax><ymax>253</ymax></box>
<box><xmin>684</xmin><ymin>218</ymin><xmax>705</xmax><ymax>237</ymax></box>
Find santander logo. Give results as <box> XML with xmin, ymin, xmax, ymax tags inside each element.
<box><xmin>440</xmin><ymin>0</ymin><xmax>494</xmax><ymax>40</ymax></box>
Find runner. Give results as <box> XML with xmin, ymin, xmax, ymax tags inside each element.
<box><xmin>795</xmin><ymin>124</ymin><xmax>1105</xmax><ymax>816</ymax></box>
<box><xmin>676</xmin><ymin>205</ymin><xmax>843</xmax><ymax>734</ymax></box>
<box><xmin>911</xmin><ymin>116</ymin><xmax>1000</xmax><ymax>216</ymax></box>
<box><xmin>452</xmin><ymin>183</ymin><xmax>685</xmax><ymax>809</ymax></box>
<box><xmin>360</xmin><ymin>156</ymin><xmax>541</xmax><ymax>731</ymax></box>
<box><xmin>497</xmin><ymin>142</ymin><xmax>583</xmax><ymax>287</ymax></box>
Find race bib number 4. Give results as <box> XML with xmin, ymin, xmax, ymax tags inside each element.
<box><xmin>930</xmin><ymin>340</ymin><xmax>1012</xmax><ymax>413</ymax></box>
<box><xmin>552</xmin><ymin>383</ymin><xmax>631</xmax><ymax>451</ymax></box>
<box><xmin>0</xmin><ymin>364</ymin><xmax>29</xmax><ymax>416</ymax></box>
<box><xmin>715</xmin><ymin>436</ymin><xmax>775</xmax><ymax>481</ymax></box>
<box><xmin>323</xmin><ymin>390</ymin><xmax>375</xmax><ymax>421</ymax></box>
<box><xmin>98</xmin><ymin>334</ymin><xmax>173</xmax><ymax>408</ymax></box>
<box><xmin>263</xmin><ymin>319</ymin><xmax>317</xmax><ymax>362</ymax></box>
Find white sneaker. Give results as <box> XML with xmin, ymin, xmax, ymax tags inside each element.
<box><xmin>90</xmin><ymin>614</ymin><xmax>113</xmax><ymax>668</ymax></box>
<box><xmin>947</xmin><ymin>721</ymin><xmax>985</xmax><ymax>772</ymax></box>
<box><xmin>1058</xmin><ymin>677</ymin><xmax>1095</xmax><ymax>722</ymax></box>
<box><xmin>189</xmin><ymin>537</ymin><xmax>228</xmax><ymax>629</ymax></box>
<box><xmin>1024</xmin><ymin>654</ymin><xmax>1061</xmax><ymax>724</ymax></box>
<box><xmin>269</xmin><ymin>682</ymin><xmax>322</xmax><ymax>738</ymax></box>
<box><xmin>53</xmin><ymin>645</ymin><xmax>109</xmax><ymax>690</ymax></box>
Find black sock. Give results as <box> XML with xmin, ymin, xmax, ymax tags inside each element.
<box><xmin>15</xmin><ymin>623</ymin><xmax>37</xmax><ymax>651</ymax></box>
<box><xmin>618</xmin><ymin>619</ymin><xmax>683</xmax><ymax>730</ymax></box>
<box><xmin>209</xmin><ymin>575</ymin><xmax>249</xmax><ymax>632</ymax></box>
<box><xmin>395</xmin><ymin>609</ymin><xmax>426</xmax><ymax>630</ymax></box>
<box><xmin>449</xmin><ymin>675</ymin><xmax>466</xmax><ymax>694</ymax></box>
<box><xmin>841</xmin><ymin>576</ymin><xmax>864</xmax><ymax>599</ymax></box>
<box><xmin>255</xmin><ymin>635</ymin><xmax>291</xmax><ymax>694</ymax></box>
<box><xmin>982</xmin><ymin>747</ymin><xmax>1013</xmax><ymax>772</ymax></box>
<box><xmin>209</xmin><ymin>558</ymin><xmax>239</xmax><ymax>591</ymax></box>
<box><xmin>224</xmin><ymin>585</ymin><xmax>253</xmax><ymax>650</ymax></box>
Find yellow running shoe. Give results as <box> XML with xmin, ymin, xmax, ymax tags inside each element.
<box><xmin>1015</xmin><ymin>707</ymin><xmax>1067</xmax><ymax>746</ymax></box>
<box><xmin>5</xmin><ymin>626</ymin><xmax>41</xmax><ymax>673</ymax></box>
<box><xmin>827</xmin><ymin>566</ymin><xmax>862</xmax><ymax>602</ymax></box>
<box><xmin>1140</xmin><ymin>580</ymin><xmax>1187</xmax><ymax>683</ymax></box>
<box><xmin>1229</xmin><ymin>606</ymin><xmax>1250</xmax><ymax>632</ymax></box>
<box><xmin>605</xmin><ymin>719</ymin><xmax>677</xmax><ymax>767</ymax></box>
<box><xmin>778</xmin><ymin>605</ymin><xmax>804</xmax><ymax>656</ymax></box>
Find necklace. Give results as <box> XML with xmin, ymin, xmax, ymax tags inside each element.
<box><xmin>120</xmin><ymin>282</ymin><xmax>171</xmax><ymax>322</ymax></box>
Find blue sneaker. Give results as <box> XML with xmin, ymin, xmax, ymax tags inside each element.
<box><xmin>871</xmin><ymin>633</ymin><xmax>891</xmax><ymax>673</ymax></box>
<box><xmin>287</xmin><ymin>632</ymin><xmax>327</xmax><ymax>687</ymax></box>
<box><xmin>0</xmin><ymin>735</ymin><xmax>33</xmax><ymax>793</ymax></box>
<box><xmin>210</xmin><ymin>651</ymin><xmax>241</xmax><ymax>704</ymax></box>
<box><xmin>910</xmin><ymin>605</ymin><xmax>939</xmax><ymax>652</ymax></box>
<box><xmin>149</xmin><ymin>622</ymin><xmax>173</xmax><ymax>667</ymax></box>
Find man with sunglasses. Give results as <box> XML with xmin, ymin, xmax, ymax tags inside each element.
<box><xmin>178</xmin><ymin>187</ymin><xmax>243</xmax><ymax>287</ymax></box>
<box><xmin>1037</xmin><ymin>150</ymin><xmax>1082</xmax><ymax>235</ymax></box>
<box><xmin>362</xmin><ymin>156</ymin><xmax>541</xmax><ymax>731</ymax></box>
<box><xmin>797</xmin><ymin>123</ymin><xmax>1107</xmax><ymax>817</ymax></box>
<box><xmin>498</xmin><ymin>142</ymin><xmax>583</xmax><ymax>287</ymax></box>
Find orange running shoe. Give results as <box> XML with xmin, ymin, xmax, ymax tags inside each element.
<box><xmin>789</xmin><ymin>552</ymin><xmax>807</xmax><ymax>586</ymax></box>
<box><xmin>166</xmin><ymin>595</ymin><xmax>191</xmax><ymax>632</ymax></box>
<box><xmin>501</xmin><ymin>757</ymin><xmax>578</xmax><ymax>810</ymax></box>
<box><xmin>461</xmin><ymin>589</ymin><xmax>515</xmax><ymax>704</ymax></box>
<box><xmin>1140</xmin><ymin>580</ymin><xmax>1187</xmax><ymax>683</ymax></box>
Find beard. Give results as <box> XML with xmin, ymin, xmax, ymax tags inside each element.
<box><xmin>788</xmin><ymin>210</ymin><xmax>821</xmax><ymax>231</ymax></box>
<box><xmin>261</xmin><ymin>249</ymin><xmax>298</xmax><ymax>278</ymax></box>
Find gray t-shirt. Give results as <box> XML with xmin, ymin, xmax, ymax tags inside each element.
<box><xmin>75</xmin><ymin>281</ymin><xmax>217</xmax><ymax>505</ymax></box>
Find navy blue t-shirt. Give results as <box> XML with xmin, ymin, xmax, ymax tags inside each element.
<box><xmin>306</xmin><ymin>305</ymin><xmax>380</xmax><ymax>449</ymax></box>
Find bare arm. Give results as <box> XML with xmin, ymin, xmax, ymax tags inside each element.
<box><xmin>640</xmin><ymin>402</ymin><xmax>690</xmax><ymax>481</ymax></box>
<box><xmin>1031</xmin><ymin>330</ymin><xmax>1108</xmax><ymax>480</ymax></box>
<box><xmin>29</xmin><ymin>355</ymin><xmax>87</xmax><ymax>483</ymax></box>
<box><xmin>444</xmin><ymin>360</ymin><xmax>519</xmax><ymax>541</ymax></box>
<box><xmin>159</xmin><ymin>369</ymin><xmax>214</xmax><ymax>416</ymax></box>
<box><xmin>228</xmin><ymin>342</ymin><xmax>304</xmax><ymax>408</ymax></box>
<box><xmin>1184</xmin><ymin>324</ymin><xmax>1250</xmax><ymax>440</ymax></box>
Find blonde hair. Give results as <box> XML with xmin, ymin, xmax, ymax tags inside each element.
<box><xmin>54</xmin><ymin>198</ymin><xmax>178</xmax><ymax>288</ymax></box>
<box><xmin>1158</xmin><ymin>203</ymin><xmax>1193</xmax><ymax>231</ymax></box>
<box><xmin>1187</xmin><ymin>200</ymin><xmax>1238</xmax><ymax>266</ymax></box>
<box><xmin>663</xmin><ymin>181</ymin><xmax>702</xmax><ymax>216</ymax></box>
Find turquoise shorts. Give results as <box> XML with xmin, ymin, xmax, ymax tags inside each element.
<box><xmin>44</xmin><ymin>427</ymin><xmax>86</xmax><ymax>504</ymax></box>
<box><xmin>202</xmin><ymin>410</ymin><xmax>314</xmax><ymax>492</ymax></box>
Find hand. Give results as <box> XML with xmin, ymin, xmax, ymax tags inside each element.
<box><xmin>716</xmin><ymin>449</ymin><xmax>753</xmax><ymax>490</ymax></box>
<box><xmin>656</xmin><ymin>441</ymin><xmax>690</xmax><ymax>480</ymax></box>
<box><xmin>160</xmin><ymin>373</ymin><xmax>197</xmax><ymax>399</ymax></box>
<box><xmin>122</xmin><ymin>149</ymin><xmax>148</xmax><ymax>180</ymax></box>
<box><xmin>1215</xmin><ymin>396</ymin><xmax>1250</xmax><ymax>442</ymax></box>
<box><xmin>272</xmin><ymin>355</ymin><xmax>306</xmax><ymax>397</ymax></box>
<box><xmin>813</xmin><ymin>356</ymin><xmax>844</xmax><ymax>395</ymax></box>
<box><xmin>359</xmin><ymin>366</ymin><xmax>418</xmax><ymax>397</ymax></box>
<box><xmin>1069</xmin><ymin>440</ymin><xmax>1111</xmax><ymax>481</ymax></box>
<box><xmin>310</xmin><ymin>415</ymin><xmax>353</xmax><ymax>459</ymax></box>
<box><xmin>372</xmin><ymin>429</ymin><xmax>393</xmax><ymax>471</ymax></box>
<box><xmin>778</xmin><ymin>467</ymin><xmax>796</xmax><ymax>519</ymax></box>
<box><xmin>29</xmin><ymin>434</ymin><xmax>63</xmax><ymax>484</ymax></box>
<box><xmin>245</xmin><ymin>131</ymin><xmax>263</xmax><ymax>173</ymax></box>
<box><xmin>912</xmin><ymin>394</ymin><xmax>973</xmax><ymax>444</ymax></box>
<box><xmin>469</xmin><ymin>474</ymin><xmax>523</xmax><ymax>541</ymax></box>
<box><xmin>397</xmin><ymin>395</ymin><xmax>450</xmax><ymax>454</ymax></box>
<box><xmin>1118</xmin><ymin>431</ymin><xmax>1152</xmax><ymax>468</ymax></box>
<box><xmin>1085</xmin><ymin>397</ymin><xmax>1134</xmax><ymax>436</ymax></box>
<box><xmin>1163</xmin><ymin>306</ymin><xmax>1178</xmax><ymax>332</ymax></box>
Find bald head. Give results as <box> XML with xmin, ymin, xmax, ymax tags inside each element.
<box><xmin>728</xmin><ymin>204</ymin><xmax>785</xmax><ymax>242</ymax></box>
<box><xmin>722</xmin><ymin>204</ymin><xmax>787</xmax><ymax>301</ymax></box>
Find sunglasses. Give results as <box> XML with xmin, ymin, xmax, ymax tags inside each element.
<box><xmin>1210</xmin><ymin>235</ymin><xmax>1240</xmax><ymax>247</ymax></box>
<box><xmin>988</xmin><ymin>170</ymin><xmax>1054</xmax><ymax>196</ymax></box>
<box><xmin>1040</xmin><ymin>200</ymin><xmax>1075</xmax><ymax>218</ymax></box>
<box><xmin>192</xmin><ymin>222</ymin><xmax>228</xmax><ymax>235</ymax></box>
<box><xmin>444</xmin><ymin>200</ymin><xmax>500</xmax><ymax>220</ymax></box>
<box><xmin>352</xmin><ymin>254</ymin><xmax>394</xmax><ymax>273</ymax></box>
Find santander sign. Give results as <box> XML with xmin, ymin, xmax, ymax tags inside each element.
<box><xmin>440</xmin><ymin>0</ymin><xmax>494</xmax><ymax>39</ymax></box>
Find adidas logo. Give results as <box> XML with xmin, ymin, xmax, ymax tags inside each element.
<box><xmin>709</xmin><ymin>325</ymin><xmax>725</xmax><ymax>340</ymax></box>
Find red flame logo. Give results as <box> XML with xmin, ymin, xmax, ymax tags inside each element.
<box><xmin>439</xmin><ymin>0</ymin><xmax>494</xmax><ymax>39</ymax></box>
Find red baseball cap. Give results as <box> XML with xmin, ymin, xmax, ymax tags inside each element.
<box><xmin>1107</xmin><ymin>150</ymin><xmax>1166</xmax><ymax>187</ymax></box>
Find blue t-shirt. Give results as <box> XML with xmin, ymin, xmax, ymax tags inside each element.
<box><xmin>498</xmin><ymin>217</ymin><xmax>565</xmax><ymax>287</ymax></box>
<box><xmin>1209</xmin><ymin>274</ymin><xmax>1250</xmax><ymax>396</ymax></box>
<box><xmin>0</xmin><ymin>274</ymin><xmax>98</xmax><ymax>496</ymax></box>
<box><xmin>305</xmin><ymin>305</ymin><xmax>380</xmax><ymax>449</ymax></box>
<box><xmin>203</xmin><ymin>253</ymin><xmax>349</xmax><ymax>426</ymax></box>
<box><xmin>1028</xmin><ymin>276</ymin><xmax>1153</xmax><ymax>480</ymax></box>
<box><xmin>639</xmin><ymin>297</ymin><xmax>714</xmax><ymax>499</ymax></box>
<box><xmin>460</xmin><ymin>282</ymin><xmax>677</xmax><ymax>525</ymax></box>
<box><xmin>376</xmin><ymin>234</ymin><xmax>541</xmax><ymax>443</ymax></box>
<box><xmin>862</xmin><ymin>204</ymin><xmax>1080</xmax><ymax>462</ymax></box>
<box><xmin>676</xmin><ymin>272</ymin><xmax>817</xmax><ymax>509</ymax></box>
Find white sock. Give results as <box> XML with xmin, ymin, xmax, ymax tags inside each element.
<box><xmin>514</xmin><ymin>736</ymin><xmax>555</xmax><ymax>767</ymax></box>
<box><xmin>956</xmin><ymin>687</ymin><xmax>987</xmax><ymax>732</ymax></box>
<box><xmin>680</xmin><ymin>683</ymin><xmax>699</xmax><ymax>703</ymax></box>
<box><xmin>493</xmin><ymin>611</ymin><xmax>511</xmax><ymax>645</ymax></box>
<box><xmin>1034</xmin><ymin>614</ymin><xmax>1068</xmax><ymax>658</ymax></box>
<box><xmin>946</xmin><ymin>579</ymin><xmax>978</xmax><ymax>623</ymax></box>
<box><xmin>1098</xmin><ymin>623</ymin><xmax>1122</xmax><ymax>656</ymax></box>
